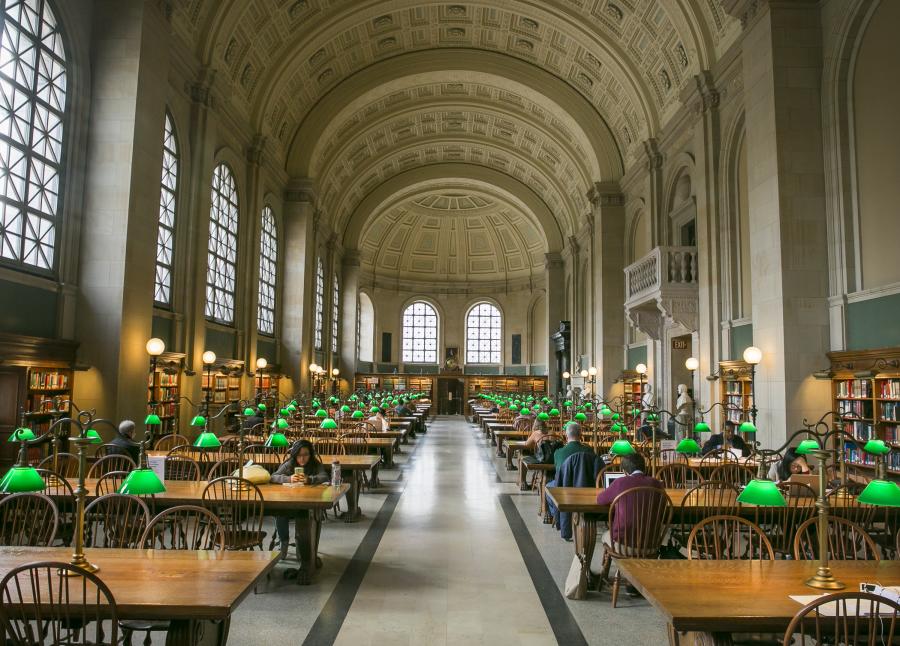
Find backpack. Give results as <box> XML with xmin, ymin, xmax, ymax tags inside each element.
<box><xmin>535</xmin><ymin>439</ymin><xmax>564</xmax><ymax>464</ymax></box>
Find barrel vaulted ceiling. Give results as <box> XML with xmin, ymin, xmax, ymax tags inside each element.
<box><xmin>170</xmin><ymin>1</ymin><xmax>737</xmax><ymax>279</ymax></box>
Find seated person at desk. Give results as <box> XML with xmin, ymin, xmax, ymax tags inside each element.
<box><xmin>367</xmin><ymin>407</ymin><xmax>390</xmax><ymax>432</ymax></box>
<box><xmin>242</xmin><ymin>410</ymin><xmax>265</xmax><ymax>433</ymax></box>
<box><xmin>271</xmin><ymin>440</ymin><xmax>330</xmax><ymax>559</ymax></box>
<box><xmin>701</xmin><ymin>420</ymin><xmax>750</xmax><ymax>457</ymax></box>
<box><xmin>513</xmin><ymin>407</ymin><xmax>536</xmax><ymax>426</ymax></box>
<box><xmin>517</xmin><ymin>418</ymin><xmax>550</xmax><ymax>489</ymax></box>
<box><xmin>596</xmin><ymin>452</ymin><xmax>665</xmax><ymax>547</ymax></box>
<box><xmin>108</xmin><ymin>420</ymin><xmax>141</xmax><ymax>463</ymax></box>
<box><xmin>768</xmin><ymin>446</ymin><xmax>812</xmax><ymax>483</ymax></box>
<box><xmin>394</xmin><ymin>398</ymin><xmax>414</xmax><ymax>417</ymax></box>
<box><xmin>550</xmin><ymin>422</ymin><xmax>593</xmax><ymax>478</ymax></box>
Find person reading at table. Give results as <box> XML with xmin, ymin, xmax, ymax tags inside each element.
<box><xmin>596</xmin><ymin>452</ymin><xmax>665</xmax><ymax>547</ymax></box>
<box><xmin>767</xmin><ymin>446</ymin><xmax>812</xmax><ymax>482</ymax></box>
<box><xmin>367</xmin><ymin>407</ymin><xmax>390</xmax><ymax>432</ymax></box>
<box><xmin>108</xmin><ymin>419</ymin><xmax>141</xmax><ymax>463</ymax></box>
<box><xmin>700</xmin><ymin>420</ymin><xmax>749</xmax><ymax>457</ymax></box>
<box><xmin>513</xmin><ymin>407</ymin><xmax>535</xmax><ymax>426</ymax></box>
<box><xmin>517</xmin><ymin>418</ymin><xmax>549</xmax><ymax>489</ymax></box>
<box><xmin>394</xmin><ymin>398</ymin><xmax>414</xmax><ymax>417</ymax></box>
<box><xmin>271</xmin><ymin>440</ymin><xmax>329</xmax><ymax>559</ymax></box>
<box><xmin>551</xmin><ymin>422</ymin><xmax>593</xmax><ymax>476</ymax></box>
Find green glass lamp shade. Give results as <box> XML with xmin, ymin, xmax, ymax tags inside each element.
<box><xmin>85</xmin><ymin>429</ymin><xmax>103</xmax><ymax>444</ymax></box>
<box><xmin>330</xmin><ymin>397</ymin><xmax>340</xmax><ymax>405</ymax></box>
<box><xmin>508</xmin><ymin>402</ymin><xmax>517</xmax><ymax>409</ymax></box>
<box><xmin>857</xmin><ymin>479</ymin><xmax>900</xmax><ymax>507</ymax></box>
<box><xmin>8</xmin><ymin>428</ymin><xmax>35</xmax><ymax>442</ymax></box>
<box><xmin>694</xmin><ymin>421</ymin><xmax>711</xmax><ymax>434</ymax></box>
<box><xmin>631</xmin><ymin>408</ymin><xmax>641</xmax><ymax>417</ymax></box>
<box><xmin>0</xmin><ymin>465</ymin><xmax>45</xmax><ymax>493</ymax></box>
<box><xmin>738</xmin><ymin>421</ymin><xmax>757</xmax><ymax>434</ymax></box>
<box><xmin>370</xmin><ymin>406</ymin><xmax>380</xmax><ymax>414</ymax></box>
<box><xmin>275</xmin><ymin>418</ymin><xmax>290</xmax><ymax>430</ymax></box>
<box><xmin>610</xmin><ymin>439</ymin><xmax>636</xmax><ymax>456</ymax></box>
<box><xmin>510</xmin><ymin>406</ymin><xmax>520</xmax><ymax>414</ymax></box>
<box><xmin>287</xmin><ymin>404</ymin><xmax>297</xmax><ymax>413</ymax></box>
<box><xmin>194</xmin><ymin>432</ymin><xmax>221</xmax><ymax>448</ymax></box>
<box><xmin>796</xmin><ymin>438</ymin><xmax>821</xmax><ymax>455</ymax></box>
<box><xmin>341</xmin><ymin>405</ymin><xmax>351</xmax><ymax>413</ymax></box>
<box><xmin>647</xmin><ymin>413</ymin><xmax>659</xmax><ymax>422</ymax></box>
<box><xmin>266</xmin><ymin>432</ymin><xmax>290</xmax><ymax>448</ymax></box>
<box><xmin>257</xmin><ymin>403</ymin><xmax>266</xmax><ymax>411</ymax></box>
<box><xmin>583</xmin><ymin>402</ymin><xmax>593</xmax><ymax>409</ymax></box>
<box><xmin>392</xmin><ymin>399</ymin><xmax>400</xmax><ymax>406</ymax></box>
<box><xmin>349</xmin><ymin>395</ymin><xmax>358</xmax><ymax>402</ymax></box>
<box><xmin>118</xmin><ymin>468</ymin><xmax>166</xmax><ymax>495</ymax></box>
<box><xmin>574</xmin><ymin>412</ymin><xmax>587</xmax><ymax>422</ymax></box>
<box><xmin>243</xmin><ymin>407</ymin><xmax>256</xmax><ymax>416</ymax></box>
<box><xmin>291</xmin><ymin>399</ymin><xmax>299</xmax><ymax>406</ymax></box>
<box><xmin>563</xmin><ymin>400</ymin><xmax>573</xmax><ymax>407</ymax></box>
<box><xmin>676</xmin><ymin>438</ymin><xmax>702</xmax><ymax>454</ymax></box>
<box><xmin>599</xmin><ymin>406</ymin><xmax>612</xmax><ymax>417</ymax></box>
<box><xmin>549</xmin><ymin>408</ymin><xmax>560</xmax><ymax>416</ymax></box>
<box><xmin>280</xmin><ymin>408</ymin><xmax>290</xmax><ymax>417</ymax></box>
<box><xmin>862</xmin><ymin>439</ymin><xmax>891</xmax><ymax>456</ymax></box>
<box><xmin>611</xmin><ymin>423</ymin><xmax>627</xmax><ymax>434</ymax></box>
<box><xmin>311</xmin><ymin>399</ymin><xmax>321</xmax><ymax>408</ymax></box>
<box><xmin>320</xmin><ymin>418</ymin><xmax>338</xmax><ymax>430</ymax></box>
<box><xmin>537</xmin><ymin>412</ymin><xmax>550</xmax><ymax>421</ymax></box>
<box><xmin>315</xmin><ymin>409</ymin><xmax>328</xmax><ymax>418</ymax></box>
<box><xmin>144</xmin><ymin>413</ymin><xmax>161</xmax><ymax>426</ymax></box>
<box><xmin>527</xmin><ymin>396</ymin><xmax>535</xmax><ymax>402</ymax></box>
<box><xmin>351</xmin><ymin>410</ymin><xmax>365</xmax><ymax>419</ymax></box>
<box><xmin>519</xmin><ymin>407</ymin><xmax>531</xmax><ymax>415</ymax></box>
<box><xmin>737</xmin><ymin>479</ymin><xmax>786</xmax><ymax>506</ymax></box>
<box><xmin>190</xmin><ymin>415</ymin><xmax>206</xmax><ymax>427</ymax></box>
<box><xmin>611</xmin><ymin>413</ymin><xmax>620</xmax><ymax>421</ymax></box>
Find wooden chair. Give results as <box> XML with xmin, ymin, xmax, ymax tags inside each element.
<box><xmin>657</xmin><ymin>449</ymin><xmax>688</xmax><ymax>466</ymax></box>
<box><xmin>35</xmin><ymin>469</ymin><xmax>74</xmax><ymax>546</ymax></box>
<box><xmin>687</xmin><ymin>515</ymin><xmax>774</xmax><ymax>560</ymax></box>
<box><xmin>167</xmin><ymin>444</ymin><xmax>212</xmax><ymax>467</ymax></box>
<box><xmin>35</xmin><ymin>468</ymin><xmax>73</xmax><ymax>498</ymax></box>
<box><xmin>595</xmin><ymin>458</ymin><xmax>624</xmax><ymax>488</ymax></box>
<box><xmin>315</xmin><ymin>436</ymin><xmax>343</xmax><ymax>455</ymax></box>
<box><xmin>36</xmin><ymin>452</ymin><xmax>79</xmax><ymax>478</ymax></box>
<box><xmin>87</xmin><ymin>454</ymin><xmax>136</xmax><ymax>479</ymax></box>
<box><xmin>0</xmin><ymin>492</ymin><xmax>58</xmax><ymax>546</ymax></box>
<box><xmin>164</xmin><ymin>455</ymin><xmax>202</xmax><ymax>481</ymax></box>
<box><xmin>699</xmin><ymin>449</ymin><xmax>736</xmax><ymax>467</ymax></box>
<box><xmin>753</xmin><ymin>482</ymin><xmax>817</xmax><ymax>558</ymax></box>
<box><xmin>140</xmin><ymin>504</ymin><xmax>226</xmax><ymax>551</ymax></box>
<box><xmin>153</xmin><ymin>433</ymin><xmax>189</xmax><ymax>451</ymax></box>
<box><xmin>674</xmin><ymin>481</ymin><xmax>741</xmax><ymax>549</ymax></box>
<box><xmin>243</xmin><ymin>444</ymin><xmax>283</xmax><ymax>473</ymax></box>
<box><xmin>93</xmin><ymin>443</ymin><xmax>121</xmax><ymax>458</ymax></box>
<box><xmin>201</xmin><ymin>477</ymin><xmax>266</xmax><ymax>550</ymax></box>
<box><xmin>656</xmin><ymin>463</ymin><xmax>703</xmax><ymax>489</ymax></box>
<box><xmin>0</xmin><ymin>561</ymin><xmax>119</xmax><ymax>645</ymax></box>
<box><xmin>828</xmin><ymin>484</ymin><xmax>877</xmax><ymax>528</ymax></box>
<box><xmin>340</xmin><ymin>434</ymin><xmax>369</xmax><ymax>455</ymax></box>
<box><xmin>513</xmin><ymin>417</ymin><xmax>532</xmax><ymax>432</ymax></box>
<box><xmin>793</xmin><ymin>515</ymin><xmax>881</xmax><ymax>562</ymax></box>
<box><xmin>95</xmin><ymin>470</ymin><xmax>130</xmax><ymax>496</ymax></box>
<box><xmin>83</xmin><ymin>493</ymin><xmax>151</xmax><ymax>549</ymax></box>
<box><xmin>599</xmin><ymin>486</ymin><xmax>672</xmax><ymax>608</ymax></box>
<box><xmin>782</xmin><ymin>591</ymin><xmax>898</xmax><ymax>646</ymax></box>
<box><xmin>709</xmin><ymin>463</ymin><xmax>755</xmax><ymax>487</ymax></box>
<box><xmin>208</xmin><ymin>457</ymin><xmax>242</xmax><ymax>481</ymax></box>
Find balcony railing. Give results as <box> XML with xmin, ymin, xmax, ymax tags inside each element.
<box><xmin>625</xmin><ymin>246</ymin><xmax>698</xmax><ymax>303</ymax></box>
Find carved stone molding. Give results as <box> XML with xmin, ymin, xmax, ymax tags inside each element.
<box><xmin>284</xmin><ymin>178</ymin><xmax>318</xmax><ymax>204</ymax></box>
<box><xmin>627</xmin><ymin>307</ymin><xmax>664</xmax><ymax>340</ymax></box>
<box><xmin>246</xmin><ymin>134</ymin><xmax>267</xmax><ymax>165</ymax></box>
<box><xmin>186</xmin><ymin>67</ymin><xmax>217</xmax><ymax>109</ymax></box>
<box><xmin>659</xmin><ymin>296</ymin><xmax>699</xmax><ymax>333</ymax></box>
<box><xmin>342</xmin><ymin>249</ymin><xmax>361</xmax><ymax>268</ymax></box>
<box><xmin>544</xmin><ymin>252</ymin><xmax>564</xmax><ymax>271</ymax></box>
<box><xmin>689</xmin><ymin>71</ymin><xmax>720</xmax><ymax>116</ymax></box>
<box><xmin>587</xmin><ymin>181</ymin><xmax>624</xmax><ymax>207</ymax></box>
<box><xmin>643</xmin><ymin>138</ymin><xmax>663</xmax><ymax>172</ymax></box>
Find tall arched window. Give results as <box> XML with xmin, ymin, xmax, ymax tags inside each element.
<box><xmin>154</xmin><ymin>112</ymin><xmax>178</xmax><ymax>305</ymax></box>
<box><xmin>313</xmin><ymin>257</ymin><xmax>324</xmax><ymax>350</ymax></box>
<box><xmin>205</xmin><ymin>164</ymin><xmax>238</xmax><ymax>324</ymax></box>
<box><xmin>402</xmin><ymin>301</ymin><xmax>438</xmax><ymax>363</ymax></box>
<box><xmin>357</xmin><ymin>291</ymin><xmax>375</xmax><ymax>362</ymax></box>
<box><xmin>0</xmin><ymin>0</ymin><xmax>67</xmax><ymax>272</ymax></box>
<box><xmin>257</xmin><ymin>205</ymin><xmax>277</xmax><ymax>335</ymax></box>
<box><xmin>330</xmin><ymin>273</ymin><xmax>339</xmax><ymax>354</ymax></box>
<box><xmin>466</xmin><ymin>302</ymin><xmax>502</xmax><ymax>364</ymax></box>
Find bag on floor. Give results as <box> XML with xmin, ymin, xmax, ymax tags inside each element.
<box><xmin>564</xmin><ymin>555</ymin><xmax>583</xmax><ymax>599</ymax></box>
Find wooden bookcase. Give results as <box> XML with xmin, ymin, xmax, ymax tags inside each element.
<box><xmin>147</xmin><ymin>352</ymin><xmax>184</xmax><ymax>436</ymax></box>
<box><xmin>828</xmin><ymin>349</ymin><xmax>900</xmax><ymax>477</ymax></box>
<box><xmin>620</xmin><ymin>370</ymin><xmax>644</xmax><ymax>427</ymax></box>
<box><xmin>717</xmin><ymin>360</ymin><xmax>754</xmax><ymax>427</ymax></box>
<box><xmin>200</xmin><ymin>361</ymin><xmax>245</xmax><ymax>418</ymax></box>
<box><xmin>353</xmin><ymin>373</ymin><xmax>545</xmax><ymax>403</ymax></box>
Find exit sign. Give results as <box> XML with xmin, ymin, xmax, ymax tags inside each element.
<box><xmin>672</xmin><ymin>339</ymin><xmax>690</xmax><ymax>350</ymax></box>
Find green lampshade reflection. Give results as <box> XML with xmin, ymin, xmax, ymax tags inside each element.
<box><xmin>694</xmin><ymin>422</ymin><xmax>711</xmax><ymax>434</ymax></box>
<box><xmin>857</xmin><ymin>479</ymin><xmax>900</xmax><ymax>506</ymax></box>
<box><xmin>574</xmin><ymin>412</ymin><xmax>587</xmax><ymax>422</ymax></box>
<box><xmin>739</xmin><ymin>421</ymin><xmax>757</xmax><ymax>434</ymax></box>
<box><xmin>190</xmin><ymin>415</ymin><xmax>206</xmax><ymax>427</ymax></box>
<box><xmin>341</xmin><ymin>405</ymin><xmax>351</xmax><ymax>413</ymax></box>
<box><xmin>194</xmin><ymin>432</ymin><xmax>221</xmax><ymax>448</ymax></box>
<box><xmin>243</xmin><ymin>407</ymin><xmax>255</xmax><ymax>416</ymax></box>
<box><xmin>737</xmin><ymin>479</ymin><xmax>786</xmax><ymax>506</ymax></box>
<box><xmin>311</xmin><ymin>399</ymin><xmax>321</xmax><ymax>408</ymax></box>
<box><xmin>351</xmin><ymin>410</ymin><xmax>364</xmax><ymax>419</ymax></box>
<box><xmin>0</xmin><ymin>465</ymin><xmax>45</xmax><ymax>493</ymax></box>
<box><xmin>631</xmin><ymin>408</ymin><xmax>641</xmax><ymax>417</ymax></box>
<box><xmin>537</xmin><ymin>412</ymin><xmax>550</xmax><ymax>421</ymax></box>
<box><xmin>519</xmin><ymin>407</ymin><xmax>531</xmax><ymax>415</ymax></box>
<box><xmin>796</xmin><ymin>439</ymin><xmax>820</xmax><ymax>455</ymax></box>
<box><xmin>549</xmin><ymin>408</ymin><xmax>560</xmax><ymax>416</ymax></box>
<box><xmin>7</xmin><ymin>428</ymin><xmax>35</xmax><ymax>442</ymax></box>
<box><xmin>315</xmin><ymin>409</ymin><xmax>328</xmax><ymax>418</ymax></box>
<box><xmin>117</xmin><ymin>468</ymin><xmax>166</xmax><ymax>495</ymax></box>
<box><xmin>266</xmin><ymin>432</ymin><xmax>290</xmax><ymax>448</ymax></box>
<box><xmin>85</xmin><ymin>429</ymin><xmax>102</xmax><ymax>444</ymax></box>
<box><xmin>862</xmin><ymin>439</ymin><xmax>891</xmax><ymax>456</ymax></box>
<box><xmin>321</xmin><ymin>418</ymin><xmax>338</xmax><ymax>430</ymax></box>
<box><xmin>144</xmin><ymin>413</ymin><xmax>161</xmax><ymax>426</ymax></box>
<box><xmin>610</xmin><ymin>439</ymin><xmax>636</xmax><ymax>456</ymax></box>
<box><xmin>275</xmin><ymin>418</ymin><xmax>289</xmax><ymax>430</ymax></box>
<box><xmin>676</xmin><ymin>438</ymin><xmax>702</xmax><ymax>454</ymax></box>
<box><xmin>510</xmin><ymin>406</ymin><xmax>520</xmax><ymax>413</ymax></box>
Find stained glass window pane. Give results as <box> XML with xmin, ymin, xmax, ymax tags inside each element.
<box><xmin>0</xmin><ymin>0</ymin><xmax>66</xmax><ymax>273</ymax></box>
<box><xmin>465</xmin><ymin>302</ymin><xmax>502</xmax><ymax>364</ymax></box>
<box><xmin>205</xmin><ymin>164</ymin><xmax>238</xmax><ymax>324</ymax></box>
<box><xmin>313</xmin><ymin>257</ymin><xmax>324</xmax><ymax>350</ymax></box>
<box><xmin>401</xmin><ymin>301</ymin><xmax>438</xmax><ymax>363</ymax></box>
<box><xmin>331</xmin><ymin>273</ymin><xmax>339</xmax><ymax>354</ymax></box>
<box><xmin>257</xmin><ymin>205</ymin><xmax>277</xmax><ymax>334</ymax></box>
<box><xmin>154</xmin><ymin>112</ymin><xmax>177</xmax><ymax>305</ymax></box>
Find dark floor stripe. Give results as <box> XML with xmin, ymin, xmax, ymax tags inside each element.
<box><xmin>499</xmin><ymin>494</ymin><xmax>589</xmax><ymax>646</ymax></box>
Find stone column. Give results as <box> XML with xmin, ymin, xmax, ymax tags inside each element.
<box><xmin>74</xmin><ymin>1</ymin><xmax>170</xmax><ymax>426</ymax></box>
<box><xmin>281</xmin><ymin>182</ymin><xmax>317</xmax><ymax>393</ymax></box>
<box><xmin>242</xmin><ymin>135</ymin><xmax>267</xmax><ymax>378</ymax></box>
<box><xmin>340</xmin><ymin>250</ymin><xmax>361</xmax><ymax>382</ymax></box>
<box><xmin>729</xmin><ymin>0</ymin><xmax>831</xmax><ymax>445</ymax></box>
<box><xmin>544</xmin><ymin>252</ymin><xmax>565</xmax><ymax>394</ymax></box>
<box><xmin>588</xmin><ymin>182</ymin><xmax>626</xmax><ymax>398</ymax></box>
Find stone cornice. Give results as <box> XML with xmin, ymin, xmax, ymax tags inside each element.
<box><xmin>284</xmin><ymin>178</ymin><xmax>318</xmax><ymax>204</ymax></box>
<box><xmin>587</xmin><ymin>181</ymin><xmax>625</xmax><ymax>207</ymax></box>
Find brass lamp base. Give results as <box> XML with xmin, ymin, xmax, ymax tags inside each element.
<box><xmin>805</xmin><ymin>567</ymin><xmax>845</xmax><ymax>590</ymax></box>
<box><xmin>63</xmin><ymin>554</ymin><xmax>99</xmax><ymax>575</ymax></box>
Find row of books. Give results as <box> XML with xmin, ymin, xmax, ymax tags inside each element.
<box><xmin>882</xmin><ymin>401</ymin><xmax>900</xmax><ymax>422</ymax></box>
<box><xmin>842</xmin><ymin>420</ymin><xmax>876</xmax><ymax>441</ymax></box>
<box><xmin>846</xmin><ymin>448</ymin><xmax>900</xmax><ymax>472</ymax></box>
<box><xmin>28</xmin><ymin>371</ymin><xmax>69</xmax><ymax>390</ymax></box>
<box><xmin>725</xmin><ymin>382</ymin><xmax>745</xmax><ymax>395</ymax></box>
<box><xmin>838</xmin><ymin>400</ymin><xmax>872</xmax><ymax>418</ymax></box>
<box><xmin>835</xmin><ymin>378</ymin><xmax>872</xmax><ymax>398</ymax></box>
<box><xmin>881</xmin><ymin>379</ymin><xmax>900</xmax><ymax>400</ymax></box>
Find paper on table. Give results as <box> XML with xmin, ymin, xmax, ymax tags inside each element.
<box><xmin>789</xmin><ymin>595</ymin><xmax>894</xmax><ymax>617</ymax></box>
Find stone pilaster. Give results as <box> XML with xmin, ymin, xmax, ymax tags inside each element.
<box><xmin>544</xmin><ymin>252</ymin><xmax>566</xmax><ymax>394</ymax></box>
<box><xmin>340</xmin><ymin>250</ymin><xmax>361</xmax><ymax>385</ymax></box>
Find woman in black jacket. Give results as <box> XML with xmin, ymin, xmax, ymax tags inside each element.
<box><xmin>272</xmin><ymin>440</ymin><xmax>329</xmax><ymax>559</ymax></box>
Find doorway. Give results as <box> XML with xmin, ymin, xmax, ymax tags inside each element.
<box><xmin>437</xmin><ymin>377</ymin><xmax>464</xmax><ymax>415</ymax></box>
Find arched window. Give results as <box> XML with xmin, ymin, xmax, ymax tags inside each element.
<box><xmin>257</xmin><ymin>205</ymin><xmax>277</xmax><ymax>335</ymax></box>
<box><xmin>330</xmin><ymin>273</ymin><xmax>339</xmax><ymax>354</ymax></box>
<box><xmin>154</xmin><ymin>112</ymin><xmax>178</xmax><ymax>305</ymax></box>
<box><xmin>205</xmin><ymin>164</ymin><xmax>238</xmax><ymax>324</ymax></box>
<box><xmin>357</xmin><ymin>291</ymin><xmax>375</xmax><ymax>362</ymax></box>
<box><xmin>0</xmin><ymin>0</ymin><xmax>67</xmax><ymax>272</ymax></box>
<box><xmin>402</xmin><ymin>301</ymin><xmax>437</xmax><ymax>363</ymax></box>
<box><xmin>466</xmin><ymin>302</ymin><xmax>502</xmax><ymax>364</ymax></box>
<box><xmin>313</xmin><ymin>257</ymin><xmax>324</xmax><ymax>350</ymax></box>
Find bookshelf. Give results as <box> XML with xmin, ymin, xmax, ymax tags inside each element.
<box><xmin>827</xmin><ymin>349</ymin><xmax>900</xmax><ymax>478</ymax></box>
<box><xmin>200</xmin><ymin>361</ymin><xmax>244</xmax><ymax>417</ymax></box>
<box><xmin>717</xmin><ymin>360</ymin><xmax>754</xmax><ymax>428</ymax></box>
<box><xmin>353</xmin><ymin>373</ymin><xmax>545</xmax><ymax>402</ymax></box>
<box><xmin>24</xmin><ymin>367</ymin><xmax>73</xmax><ymax>437</ymax></box>
<box><xmin>147</xmin><ymin>352</ymin><xmax>184</xmax><ymax>436</ymax></box>
<box><xmin>620</xmin><ymin>370</ymin><xmax>643</xmax><ymax>427</ymax></box>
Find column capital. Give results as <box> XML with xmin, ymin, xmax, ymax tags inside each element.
<box><xmin>342</xmin><ymin>249</ymin><xmax>361</xmax><ymax>268</ymax></box>
<box><xmin>587</xmin><ymin>181</ymin><xmax>624</xmax><ymax>207</ymax></box>
<box><xmin>544</xmin><ymin>252</ymin><xmax>564</xmax><ymax>270</ymax></box>
<box><xmin>246</xmin><ymin>134</ymin><xmax>268</xmax><ymax>166</ymax></box>
<box><xmin>682</xmin><ymin>70</ymin><xmax>720</xmax><ymax>116</ymax></box>
<box><xmin>643</xmin><ymin>138</ymin><xmax>663</xmax><ymax>173</ymax></box>
<box><xmin>185</xmin><ymin>67</ymin><xmax>217</xmax><ymax>109</ymax></box>
<box><xmin>284</xmin><ymin>178</ymin><xmax>318</xmax><ymax>204</ymax></box>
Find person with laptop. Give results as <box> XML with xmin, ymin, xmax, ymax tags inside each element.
<box><xmin>596</xmin><ymin>452</ymin><xmax>665</xmax><ymax>544</ymax></box>
<box><xmin>768</xmin><ymin>446</ymin><xmax>812</xmax><ymax>483</ymax></box>
<box><xmin>701</xmin><ymin>420</ymin><xmax>750</xmax><ymax>457</ymax></box>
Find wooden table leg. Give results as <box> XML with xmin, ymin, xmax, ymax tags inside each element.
<box><xmin>538</xmin><ymin>472</ymin><xmax>550</xmax><ymax>521</ymax></box>
<box><xmin>383</xmin><ymin>445</ymin><xmax>394</xmax><ymax>468</ymax></box>
<box><xmin>506</xmin><ymin>446</ymin><xmax>518</xmax><ymax>470</ymax></box>
<box><xmin>340</xmin><ymin>470</ymin><xmax>361</xmax><ymax>523</ymax></box>
<box><xmin>292</xmin><ymin>509</ymin><xmax>322</xmax><ymax>585</ymax></box>
<box><xmin>496</xmin><ymin>437</ymin><xmax>506</xmax><ymax>457</ymax></box>
<box><xmin>167</xmin><ymin>617</ymin><xmax>227</xmax><ymax>645</ymax></box>
<box><xmin>571</xmin><ymin>512</ymin><xmax>597</xmax><ymax>600</ymax></box>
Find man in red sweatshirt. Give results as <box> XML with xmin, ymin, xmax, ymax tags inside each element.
<box><xmin>596</xmin><ymin>452</ymin><xmax>665</xmax><ymax>548</ymax></box>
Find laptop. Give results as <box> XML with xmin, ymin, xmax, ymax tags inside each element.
<box><xmin>787</xmin><ymin>473</ymin><xmax>821</xmax><ymax>495</ymax></box>
<box><xmin>603</xmin><ymin>471</ymin><xmax>627</xmax><ymax>488</ymax></box>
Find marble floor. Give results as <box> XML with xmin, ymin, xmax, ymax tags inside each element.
<box><xmin>222</xmin><ymin>416</ymin><xmax>668</xmax><ymax>645</ymax></box>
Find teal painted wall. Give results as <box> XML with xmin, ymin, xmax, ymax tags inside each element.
<box><xmin>0</xmin><ymin>280</ymin><xmax>56</xmax><ymax>337</ymax></box>
<box><xmin>626</xmin><ymin>345</ymin><xmax>647</xmax><ymax>370</ymax></box>
<box><xmin>731</xmin><ymin>324</ymin><xmax>754</xmax><ymax>360</ymax></box>
<box><xmin>847</xmin><ymin>293</ymin><xmax>900</xmax><ymax>350</ymax></box>
<box><xmin>205</xmin><ymin>327</ymin><xmax>236</xmax><ymax>359</ymax></box>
